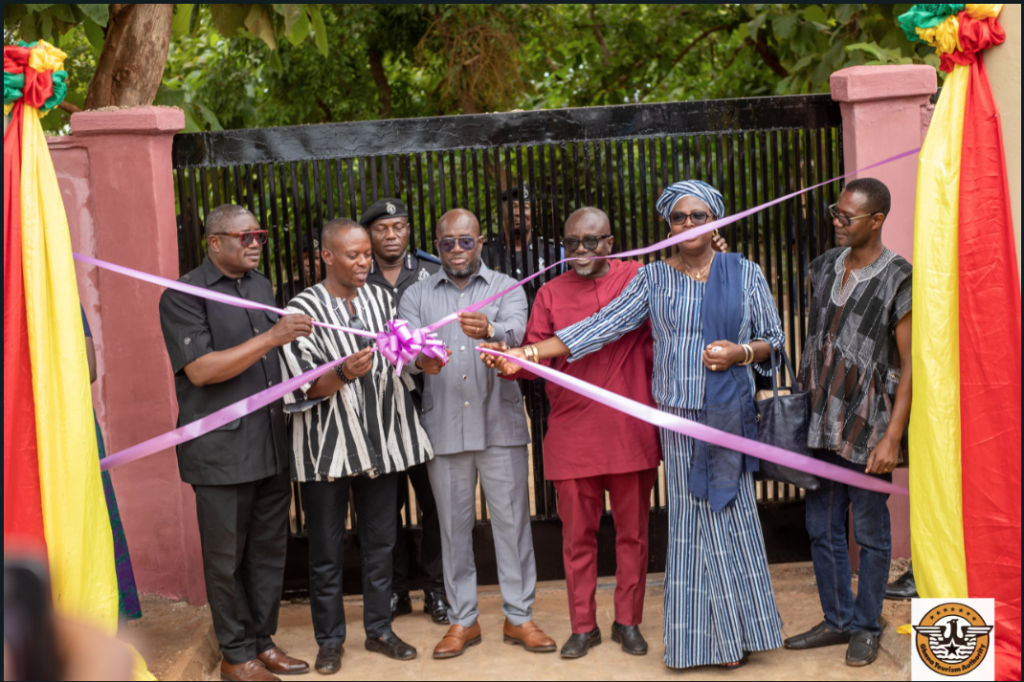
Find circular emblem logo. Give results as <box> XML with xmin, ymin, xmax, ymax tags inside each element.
<box><xmin>386</xmin><ymin>202</ymin><xmax>397</xmax><ymax>215</ymax></box>
<box><xmin>914</xmin><ymin>603</ymin><xmax>993</xmax><ymax>676</ymax></box>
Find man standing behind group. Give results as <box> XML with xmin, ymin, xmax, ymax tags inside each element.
<box><xmin>785</xmin><ymin>179</ymin><xmax>913</xmax><ymax>667</ymax></box>
<box><xmin>400</xmin><ymin>209</ymin><xmax>557</xmax><ymax>659</ymax></box>
<box><xmin>159</xmin><ymin>205</ymin><xmax>312</xmax><ymax>682</ymax></box>
<box><xmin>280</xmin><ymin>219</ymin><xmax>433</xmax><ymax>673</ymax></box>
<box><xmin>360</xmin><ymin>198</ymin><xmax>449</xmax><ymax>625</ymax></box>
<box><xmin>481</xmin><ymin>207</ymin><xmax>661</xmax><ymax>660</ymax></box>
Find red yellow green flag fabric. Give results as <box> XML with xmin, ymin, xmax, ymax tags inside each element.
<box><xmin>4</xmin><ymin>41</ymin><xmax>154</xmax><ymax>681</ymax></box>
<box><xmin>904</xmin><ymin>5</ymin><xmax>1021</xmax><ymax>680</ymax></box>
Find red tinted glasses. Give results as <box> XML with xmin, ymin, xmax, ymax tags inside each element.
<box><xmin>216</xmin><ymin>231</ymin><xmax>269</xmax><ymax>247</ymax></box>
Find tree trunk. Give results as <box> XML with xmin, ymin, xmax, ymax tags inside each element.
<box><xmin>83</xmin><ymin>4</ymin><xmax>174</xmax><ymax>110</ymax></box>
<box><xmin>367</xmin><ymin>47</ymin><xmax>393</xmax><ymax>118</ymax></box>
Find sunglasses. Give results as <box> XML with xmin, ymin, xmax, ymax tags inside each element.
<box><xmin>437</xmin><ymin>236</ymin><xmax>480</xmax><ymax>253</ymax></box>
<box><xmin>668</xmin><ymin>211</ymin><xmax>714</xmax><ymax>227</ymax></box>
<box><xmin>215</xmin><ymin>230</ymin><xmax>269</xmax><ymax>247</ymax></box>
<box><xmin>563</xmin><ymin>235</ymin><xmax>612</xmax><ymax>252</ymax></box>
<box><xmin>828</xmin><ymin>204</ymin><xmax>878</xmax><ymax>228</ymax></box>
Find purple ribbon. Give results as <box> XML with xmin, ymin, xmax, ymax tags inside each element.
<box><xmin>376</xmin><ymin>319</ymin><xmax>448</xmax><ymax>376</ymax></box>
<box><xmin>426</xmin><ymin>147</ymin><xmax>921</xmax><ymax>333</ymax></box>
<box><xmin>100</xmin><ymin>356</ymin><xmax>348</xmax><ymax>471</ymax></box>
<box><xmin>73</xmin><ymin>253</ymin><xmax>378</xmax><ymax>340</ymax></box>
<box><xmin>479</xmin><ymin>348</ymin><xmax>908</xmax><ymax>496</ymax></box>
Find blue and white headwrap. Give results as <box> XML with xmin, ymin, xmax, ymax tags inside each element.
<box><xmin>656</xmin><ymin>180</ymin><xmax>726</xmax><ymax>222</ymax></box>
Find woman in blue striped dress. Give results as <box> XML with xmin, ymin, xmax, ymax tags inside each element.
<box><xmin>492</xmin><ymin>181</ymin><xmax>785</xmax><ymax>670</ymax></box>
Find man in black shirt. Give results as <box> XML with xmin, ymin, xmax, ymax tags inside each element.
<box><xmin>482</xmin><ymin>184</ymin><xmax>562</xmax><ymax>285</ymax></box>
<box><xmin>159</xmin><ymin>205</ymin><xmax>313</xmax><ymax>682</ymax></box>
<box><xmin>360</xmin><ymin>198</ymin><xmax>450</xmax><ymax>626</ymax></box>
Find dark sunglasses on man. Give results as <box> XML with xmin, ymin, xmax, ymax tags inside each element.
<box><xmin>215</xmin><ymin>230</ymin><xmax>269</xmax><ymax>248</ymax></box>
<box><xmin>562</xmin><ymin>235</ymin><xmax>613</xmax><ymax>252</ymax></box>
<box><xmin>828</xmin><ymin>204</ymin><xmax>879</xmax><ymax>228</ymax></box>
<box><xmin>437</xmin><ymin>236</ymin><xmax>481</xmax><ymax>253</ymax></box>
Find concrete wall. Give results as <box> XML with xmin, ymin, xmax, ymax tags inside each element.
<box><xmin>49</xmin><ymin>108</ymin><xmax>207</xmax><ymax>605</ymax></box>
<box><xmin>986</xmin><ymin>5</ymin><xmax>1022</xmax><ymax>280</ymax></box>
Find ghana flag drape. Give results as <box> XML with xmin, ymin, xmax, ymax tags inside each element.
<box><xmin>4</xmin><ymin>41</ymin><xmax>154</xmax><ymax>680</ymax></box>
<box><xmin>903</xmin><ymin>5</ymin><xmax>1021</xmax><ymax>680</ymax></box>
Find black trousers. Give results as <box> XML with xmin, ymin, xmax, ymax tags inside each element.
<box><xmin>302</xmin><ymin>473</ymin><xmax>398</xmax><ymax>645</ymax></box>
<box><xmin>193</xmin><ymin>472</ymin><xmax>291</xmax><ymax>665</ymax></box>
<box><xmin>392</xmin><ymin>462</ymin><xmax>444</xmax><ymax>595</ymax></box>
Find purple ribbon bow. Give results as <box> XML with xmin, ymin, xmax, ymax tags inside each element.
<box><xmin>376</xmin><ymin>319</ymin><xmax>448</xmax><ymax>375</ymax></box>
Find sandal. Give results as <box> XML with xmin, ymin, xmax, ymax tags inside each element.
<box><xmin>718</xmin><ymin>653</ymin><xmax>750</xmax><ymax>670</ymax></box>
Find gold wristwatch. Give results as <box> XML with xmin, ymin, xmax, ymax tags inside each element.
<box><xmin>486</xmin><ymin>323</ymin><xmax>495</xmax><ymax>339</ymax></box>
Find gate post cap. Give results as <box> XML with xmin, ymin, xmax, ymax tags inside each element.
<box><xmin>830</xmin><ymin>65</ymin><xmax>937</xmax><ymax>103</ymax></box>
<box><xmin>70</xmin><ymin>106</ymin><xmax>185</xmax><ymax>137</ymax></box>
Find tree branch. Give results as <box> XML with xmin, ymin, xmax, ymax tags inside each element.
<box><xmin>641</xmin><ymin>21</ymin><xmax>740</xmax><ymax>97</ymax></box>
<box><xmin>588</xmin><ymin>5</ymin><xmax>614</xmax><ymax>65</ymax></box>
<box><xmin>58</xmin><ymin>101</ymin><xmax>82</xmax><ymax>114</ymax></box>
<box><xmin>367</xmin><ymin>47</ymin><xmax>393</xmax><ymax>119</ymax></box>
<box><xmin>722</xmin><ymin>39</ymin><xmax>750</xmax><ymax>71</ymax></box>
<box><xmin>753</xmin><ymin>30</ymin><xmax>790</xmax><ymax>78</ymax></box>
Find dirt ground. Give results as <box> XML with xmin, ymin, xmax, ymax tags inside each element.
<box><xmin>130</xmin><ymin>561</ymin><xmax>914</xmax><ymax>681</ymax></box>
<box><xmin>127</xmin><ymin>596</ymin><xmax>212</xmax><ymax>681</ymax></box>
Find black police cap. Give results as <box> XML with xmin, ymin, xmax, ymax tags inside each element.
<box><xmin>359</xmin><ymin>198</ymin><xmax>409</xmax><ymax>227</ymax></box>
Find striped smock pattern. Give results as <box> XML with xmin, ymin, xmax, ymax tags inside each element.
<box><xmin>557</xmin><ymin>260</ymin><xmax>785</xmax><ymax>668</ymax></box>
<box><xmin>281</xmin><ymin>282</ymin><xmax>433</xmax><ymax>481</ymax></box>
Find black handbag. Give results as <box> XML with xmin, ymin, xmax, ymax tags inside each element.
<box><xmin>753</xmin><ymin>347</ymin><xmax>820</xmax><ymax>491</ymax></box>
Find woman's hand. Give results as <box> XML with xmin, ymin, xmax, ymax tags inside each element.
<box><xmin>342</xmin><ymin>347</ymin><xmax>374</xmax><ymax>380</ymax></box>
<box><xmin>417</xmin><ymin>349</ymin><xmax>453</xmax><ymax>375</ymax></box>
<box><xmin>479</xmin><ymin>342</ymin><xmax>525</xmax><ymax>375</ymax></box>
<box><xmin>712</xmin><ymin>233</ymin><xmax>730</xmax><ymax>253</ymax></box>
<box><xmin>702</xmin><ymin>340</ymin><xmax>745</xmax><ymax>372</ymax></box>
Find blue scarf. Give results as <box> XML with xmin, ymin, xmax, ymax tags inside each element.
<box><xmin>688</xmin><ymin>253</ymin><xmax>759</xmax><ymax>512</ymax></box>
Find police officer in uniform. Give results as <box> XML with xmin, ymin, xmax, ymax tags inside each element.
<box><xmin>360</xmin><ymin>198</ymin><xmax>451</xmax><ymax>625</ymax></box>
<box><xmin>159</xmin><ymin>205</ymin><xmax>312</xmax><ymax>682</ymax></box>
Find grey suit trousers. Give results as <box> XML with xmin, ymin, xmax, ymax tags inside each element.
<box><xmin>427</xmin><ymin>446</ymin><xmax>536</xmax><ymax>628</ymax></box>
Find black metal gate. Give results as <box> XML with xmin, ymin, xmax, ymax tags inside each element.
<box><xmin>171</xmin><ymin>94</ymin><xmax>844</xmax><ymax>597</ymax></box>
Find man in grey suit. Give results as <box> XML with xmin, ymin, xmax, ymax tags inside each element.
<box><xmin>400</xmin><ymin>209</ymin><xmax>557</xmax><ymax>659</ymax></box>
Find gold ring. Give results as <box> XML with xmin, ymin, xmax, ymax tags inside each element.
<box><xmin>712</xmin><ymin>365</ymin><xmax>717</xmax><ymax>372</ymax></box>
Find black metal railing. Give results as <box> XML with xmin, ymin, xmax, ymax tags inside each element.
<box><xmin>172</xmin><ymin>94</ymin><xmax>844</xmax><ymax>591</ymax></box>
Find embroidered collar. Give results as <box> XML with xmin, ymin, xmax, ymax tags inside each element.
<box><xmin>831</xmin><ymin>248</ymin><xmax>896</xmax><ymax>307</ymax></box>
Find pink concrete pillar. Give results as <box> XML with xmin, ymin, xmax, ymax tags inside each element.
<box><xmin>50</xmin><ymin>107</ymin><xmax>207</xmax><ymax>605</ymax></box>
<box><xmin>830</xmin><ymin>66</ymin><xmax>937</xmax><ymax>563</ymax></box>
<box><xmin>831</xmin><ymin>65</ymin><xmax>938</xmax><ymax>262</ymax></box>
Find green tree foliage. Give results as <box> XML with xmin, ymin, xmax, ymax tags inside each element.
<box><xmin>5</xmin><ymin>3</ymin><xmax>939</xmax><ymax>135</ymax></box>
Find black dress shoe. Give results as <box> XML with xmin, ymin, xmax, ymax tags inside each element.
<box><xmin>314</xmin><ymin>643</ymin><xmax>343</xmax><ymax>675</ymax></box>
<box><xmin>424</xmin><ymin>590</ymin><xmax>451</xmax><ymax>625</ymax></box>
<box><xmin>846</xmin><ymin>631</ymin><xmax>879</xmax><ymax>667</ymax></box>
<box><xmin>390</xmin><ymin>593</ymin><xmax>413</xmax><ymax>621</ymax></box>
<box><xmin>366</xmin><ymin>633</ymin><xmax>417</xmax><ymax>661</ymax></box>
<box><xmin>784</xmin><ymin>621</ymin><xmax>853</xmax><ymax>650</ymax></box>
<box><xmin>560</xmin><ymin>628</ymin><xmax>601</xmax><ymax>659</ymax></box>
<box><xmin>886</xmin><ymin>564</ymin><xmax>918</xmax><ymax>600</ymax></box>
<box><xmin>611</xmin><ymin>622</ymin><xmax>648</xmax><ymax>656</ymax></box>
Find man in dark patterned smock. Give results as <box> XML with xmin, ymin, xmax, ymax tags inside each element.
<box><xmin>785</xmin><ymin>179</ymin><xmax>913</xmax><ymax>668</ymax></box>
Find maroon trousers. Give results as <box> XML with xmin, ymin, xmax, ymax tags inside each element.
<box><xmin>553</xmin><ymin>469</ymin><xmax>659</xmax><ymax>634</ymax></box>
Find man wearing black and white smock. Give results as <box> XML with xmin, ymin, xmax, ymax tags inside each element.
<box><xmin>280</xmin><ymin>219</ymin><xmax>433</xmax><ymax>674</ymax></box>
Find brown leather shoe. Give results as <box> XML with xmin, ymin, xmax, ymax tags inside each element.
<box><xmin>433</xmin><ymin>622</ymin><xmax>482</xmax><ymax>659</ymax></box>
<box><xmin>258</xmin><ymin>647</ymin><xmax>310</xmax><ymax>675</ymax></box>
<box><xmin>503</xmin><ymin>619</ymin><xmax>557</xmax><ymax>653</ymax></box>
<box><xmin>220</xmin><ymin>659</ymin><xmax>280</xmax><ymax>682</ymax></box>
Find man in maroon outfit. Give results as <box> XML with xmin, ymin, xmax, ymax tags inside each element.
<box><xmin>481</xmin><ymin>207</ymin><xmax>662</xmax><ymax>659</ymax></box>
